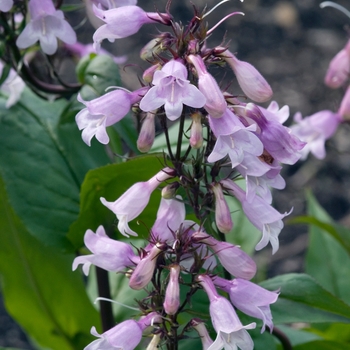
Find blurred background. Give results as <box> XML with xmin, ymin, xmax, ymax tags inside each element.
<box><xmin>1</xmin><ymin>0</ymin><xmax>350</xmax><ymax>347</ymax></box>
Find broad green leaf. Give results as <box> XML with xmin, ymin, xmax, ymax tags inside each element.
<box><xmin>0</xmin><ymin>89</ymin><xmax>109</xmax><ymax>250</ymax></box>
<box><xmin>276</xmin><ymin>325</ymin><xmax>322</xmax><ymax>347</ymax></box>
<box><xmin>76</xmin><ymin>55</ymin><xmax>121</xmax><ymax>97</ymax></box>
<box><xmin>68</xmin><ymin>154</ymin><xmax>169</xmax><ymax>248</ymax></box>
<box><xmin>0</xmin><ymin>176</ymin><xmax>100</xmax><ymax>350</ymax></box>
<box><xmin>289</xmin><ymin>215</ymin><xmax>350</xmax><ymax>255</ymax></box>
<box><xmin>307</xmin><ymin>323</ymin><xmax>350</xmax><ymax>343</ymax></box>
<box><xmin>293</xmin><ymin>340</ymin><xmax>349</xmax><ymax>350</ymax></box>
<box><xmin>305</xmin><ymin>192</ymin><xmax>350</xmax><ymax>304</ymax></box>
<box><xmin>260</xmin><ymin>274</ymin><xmax>350</xmax><ymax>324</ymax></box>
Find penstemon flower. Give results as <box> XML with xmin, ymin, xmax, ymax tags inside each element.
<box><xmin>139</xmin><ymin>59</ymin><xmax>206</xmax><ymax>121</ymax></box>
<box><xmin>0</xmin><ymin>0</ymin><xmax>13</xmax><ymax>12</ymax></box>
<box><xmin>16</xmin><ymin>0</ymin><xmax>77</xmax><ymax>55</ymax></box>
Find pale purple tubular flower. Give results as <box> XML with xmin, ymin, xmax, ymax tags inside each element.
<box><xmin>243</xmin><ymin>103</ymin><xmax>306</xmax><ymax>165</ymax></box>
<box><xmin>192</xmin><ymin>231</ymin><xmax>257</xmax><ymax>280</ymax></box>
<box><xmin>139</xmin><ymin>59</ymin><xmax>206</xmax><ymax>121</ymax></box>
<box><xmin>220</xmin><ymin>48</ymin><xmax>273</xmax><ymax>103</ymax></box>
<box><xmin>16</xmin><ymin>0</ymin><xmax>76</xmax><ymax>55</ymax></box>
<box><xmin>258</xmin><ymin>100</ymin><xmax>290</xmax><ymax>124</ymax></box>
<box><xmin>151</xmin><ymin>196</ymin><xmax>185</xmax><ymax>243</ymax></box>
<box><xmin>76</xmin><ymin>86</ymin><xmax>148</xmax><ymax>146</ymax></box>
<box><xmin>0</xmin><ymin>62</ymin><xmax>25</xmax><ymax>108</ymax></box>
<box><xmin>237</xmin><ymin>158</ymin><xmax>285</xmax><ymax>204</ymax></box>
<box><xmin>338</xmin><ymin>85</ymin><xmax>350</xmax><ymax>121</ymax></box>
<box><xmin>92</xmin><ymin>5</ymin><xmax>171</xmax><ymax>51</ymax></box>
<box><xmin>221</xmin><ymin>179</ymin><xmax>291</xmax><ymax>254</ymax></box>
<box><xmin>101</xmin><ymin>167</ymin><xmax>175</xmax><ymax>237</ymax></box>
<box><xmin>213</xmin><ymin>276</ymin><xmax>279</xmax><ymax>333</ymax></box>
<box><xmin>0</xmin><ymin>0</ymin><xmax>13</xmax><ymax>12</ymax></box>
<box><xmin>188</xmin><ymin>54</ymin><xmax>227</xmax><ymax>118</ymax></box>
<box><xmin>324</xmin><ymin>39</ymin><xmax>350</xmax><ymax>89</ymax></box>
<box><xmin>72</xmin><ymin>225</ymin><xmax>139</xmax><ymax>275</ymax></box>
<box><xmin>211</xmin><ymin>183</ymin><xmax>233</xmax><ymax>234</ymax></box>
<box><xmin>129</xmin><ymin>242</ymin><xmax>166</xmax><ymax>290</ymax></box>
<box><xmin>163</xmin><ymin>264</ymin><xmax>181</xmax><ymax>315</ymax></box>
<box><xmin>191</xmin><ymin>319</ymin><xmax>214</xmax><ymax>350</ymax></box>
<box><xmin>291</xmin><ymin>110</ymin><xmax>342</xmax><ymax>160</ymax></box>
<box><xmin>197</xmin><ymin>275</ymin><xmax>256</xmax><ymax>350</ymax></box>
<box><xmin>85</xmin><ymin>312</ymin><xmax>161</xmax><ymax>350</ymax></box>
<box><xmin>94</xmin><ymin>0</ymin><xmax>138</xmax><ymax>10</ymax></box>
<box><xmin>207</xmin><ymin>109</ymin><xmax>264</xmax><ymax>168</ymax></box>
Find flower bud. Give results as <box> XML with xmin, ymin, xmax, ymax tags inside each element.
<box><xmin>190</xmin><ymin>319</ymin><xmax>214</xmax><ymax>350</ymax></box>
<box><xmin>146</xmin><ymin>334</ymin><xmax>161</xmax><ymax>349</ymax></box>
<box><xmin>190</xmin><ymin>112</ymin><xmax>204</xmax><ymax>149</ymax></box>
<box><xmin>211</xmin><ymin>183</ymin><xmax>233</xmax><ymax>234</ymax></box>
<box><xmin>161</xmin><ymin>182</ymin><xmax>180</xmax><ymax>199</ymax></box>
<box><xmin>338</xmin><ymin>85</ymin><xmax>350</xmax><ymax>121</ymax></box>
<box><xmin>140</xmin><ymin>38</ymin><xmax>163</xmax><ymax>61</ymax></box>
<box><xmin>142</xmin><ymin>64</ymin><xmax>161</xmax><ymax>83</ymax></box>
<box><xmin>163</xmin><ymin>264</ymin><xmax>181</xmax><ymax>315</ymax></box>
<box><xmin>129</xmin><ymin>243</ymin><xmax>166</xmax><ymax>290</ymax></box>
<box><xmin>219</xmin><ymin>48</ymin><xmax>273</xmax><ymax>103</ymax></box>
<box><xmin>324</xmin><ymin>39</ymin><xmax>350</xmax><ymax>89</ymax></box>
<box><xmin>188</xmin><ymin>54</ymin><xmax>227</xmax><ymax>118</ymax></box>
<box><xmin>137</xmin><ymin>111</ymin><xmax>156</xmax><ymax>152</ymax></box>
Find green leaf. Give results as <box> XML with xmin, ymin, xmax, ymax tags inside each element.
<box><xmin>276</xmin><ymin>325</ymin><xmax>322</xmax><ymax>347</ymax></box>
<box><xmin>293</xmin><ymin>340</ymin><xmax>349</xmax><ymax>350</ymax></box>
<box><xmin>76</xmin><ymin>55</ymin><xmax>121</xmax><ymax>97</ymax></box>
<box><xmin>260</xmin><ymin>273</ymin><xmax>350</xmax><ymax>324</ymax></box>
<box><xmin>0</xmin><ymin>89</ymin><xmax>109</xmax><ymax>251</ymax></box>
<box><xmin>305</xmin><ymin>191</ymin><xmax>350</xmax><ymax>304</ymax></box>
<box><xmin>68</xmin><ymin>154</ymin><xmax>169</xmax><ymax>248</ymax></box>
<box><xmin>0</xmin><ymin>176</ymin><xmax>100</xmax><ymax>350</ymax></box>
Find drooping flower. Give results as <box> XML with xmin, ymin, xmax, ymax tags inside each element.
<box><xmin>151</xmin><ymin>196</ymin><xmax>185</xmax><ymax>243</ymax></box>
<box><xmin>72</xmin><ymin>225</ymin><xmax>139</xmax><ymax>275</ymax></box>
<box><xmin>291</xmin><ymin>110</ymin><xmax>342</xmax><ymax>160</ymax></box>
<box><xmin>139</xmin><ymin>59</ymin><xmax>206</xmax><ymax>121</ymax></box>
<box><xmin>92</xmin><ymin>5</ymin><xmax>171</xmax><ymax>51</ymax></box>
<box><xmin>76</xmin><ymin>87</ymin><xmax>148</xmax><ymax>146</ymax></box>
<box><xmin>101</xmin><ymin>167</ymin><xmax>175</xmax><ymax>237</ymax></box>
<box><xmin>219</xmin><ymin>48</ymin><xmax>273</xmax><ymax>103</ymax></box>
<box><xmin>16</xmin><ymin>0</ymin><xmax>77</xmax><ymax>55</ymax></box>
<box><xmin>188</xmin><ymin>54</ymin><xmax>227</xmax><ymax>118</ymax></box>
<box><xmin>163</xmin><ymin>264</ymin><xmax>181</xmax><ymax>315</ymax></box>
<box><xmin>213</xmin><ymin>276</ymin><xmax>279</xmax><ymax>333</ymax></box>
<box><xmin>0</xmin><ymin>0</ymin><xmax>13</xmax><ymax>12</ymax></box>
<box><xmin>207</xmin><ymin>109</ymin><xmax>264</xmax><ymax>168</ymax></box>
<box><xmin>190</xmin><ymin>112</ymin><xmax>204</xmax><ymax>149</ymax></box>
<box><xmin>0</xmin><ymin>62</ymin><xmax>25</xmax><ymax>108</ymax></box>
<box><xmin>197</xmin><ymin>274</ymin><xmax>256</xmax><ymax>350</ymax></box>
<box><xmin>324</xmin><ymin>38</ymin><xmax>350</xmax><ymax>89</ymax></box>
<box><xmin>85</xmin><ymin>312</ymin><xmax>161</xmax><ymax>350</ymax></box>
<box><xmin>241</xmin><ymin>103</ymin><xmax>306</xmax><ymax>165</ymax></box>
<box><xmin>192</xmin><ymin>231</ymin><xmax>257</xmax><ymax>280</ymax></box>
<box><xmin>221</xmin><ymin>179</ymin><xmax>291</xmax><ymax>254</ymax></box>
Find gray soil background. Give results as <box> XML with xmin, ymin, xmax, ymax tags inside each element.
<box><xmin>1</xmin><ymin>0</ymin><xmax>350</xmax><ymax>347</ymax></box>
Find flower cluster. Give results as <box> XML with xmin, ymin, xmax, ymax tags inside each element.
<box><xmin>68</xmin><ymin>1</ymin><xmax>306</xmax><ymax>349</ymax></box>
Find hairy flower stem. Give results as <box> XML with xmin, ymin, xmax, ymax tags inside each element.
<box><xmin>161</xmin><ymin>114</ymin><xmax>175</xmax><ymax>160</ymax></box>
<box><xmin>95</xmin><ymin>267</ymin><xmax>114</xmax><ymax>332</ymax></box>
